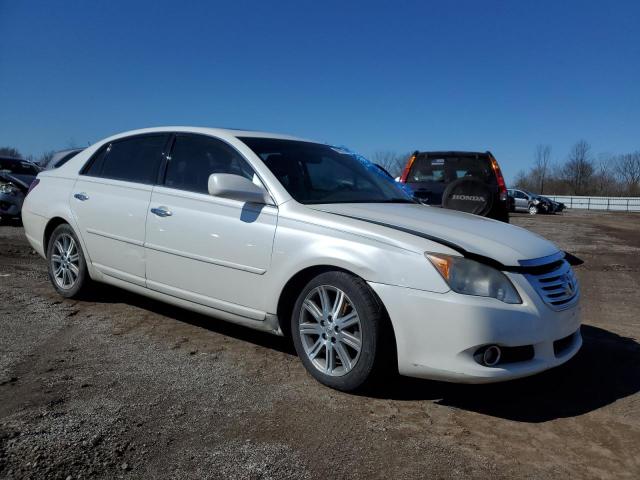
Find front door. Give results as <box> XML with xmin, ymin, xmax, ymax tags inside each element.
<box><xmin>513</xmin><ymin>190</ymin><xmax>529</xmax><ymax>211</ymax></box>
<box><xmin>144</xmin><ymin>133</ymin><xmax>277</xmax><ymax>319</ymax></box>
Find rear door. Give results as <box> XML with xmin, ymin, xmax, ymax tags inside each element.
<box><xmin>144</xmin><ymin>133</ymin><xmax>278</xmax><ymax>317</ymax></box>
<box><xmin>71</xmin><ymin>134</ymin><xmax>169</xmax><ymax>285</ymax></box>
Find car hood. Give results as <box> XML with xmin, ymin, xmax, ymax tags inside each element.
<box><xmin>307</xmin><ymin>203</ymin><xmax>559</xmax><ymax>267</ymax></box>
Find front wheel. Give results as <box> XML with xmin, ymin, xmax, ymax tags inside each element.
<box><xmin>291</xmin><ymin>271</ymin><xmax>389</xmax><ymax>392</ymax></box>
<box><xmin>528</xmin><ymin>204</ymin><xmax>539</xmax><ymax>215</ymax></box>
<box><xmin>47</xmin><ymin>224</ymin><xmax>91</xmax><ymax>298</ymax></box>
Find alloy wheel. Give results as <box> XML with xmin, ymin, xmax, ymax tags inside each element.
<box><xmin>51</xmin><ymin>233</ymin><xmax>80</xmax><ymax>289</ymax></box>
<box><xmin>298</xmin><ymin>285</ymin><xmax>362</xmax><ymax>376</ymax></box>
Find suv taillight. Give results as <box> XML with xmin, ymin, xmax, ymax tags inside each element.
<box><xmin>27</xmin><ymin>178</ymin><xmax>40</xmax><ymax>196</ymax></box>
<box><xmin>399</xmin><ymin>154</ymin><xmax>417</xmax><ymax>183</ymax></box>
<box><xmin>489</xmin><ymin>156</ymin><xmax>508</xmax><ymax>201</ymax></box>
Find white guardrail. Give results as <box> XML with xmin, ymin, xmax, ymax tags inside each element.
<box><xmin>545</xmin><ymin>195</ymin><xmax>640</xmax><ymax>212</ymax></box>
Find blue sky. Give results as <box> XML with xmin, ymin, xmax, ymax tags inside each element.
<box><xmin>1</xmin><ymin>0</ymin><xmax>638</xmax><ymax>181</ymax></box>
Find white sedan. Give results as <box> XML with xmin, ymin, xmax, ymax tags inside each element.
<box><xmin>22</xmin><ymin>127</ymin><xmax>582</xmax><ymax>391</ymax></box>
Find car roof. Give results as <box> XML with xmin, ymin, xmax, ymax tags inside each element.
<box><xmin>414</xmin><ymin>151</ymin><xmax>491</xmax><ymax>157</ymax></box>
<box><xmin>101</xmin><ymin>126</ymin><xmax>315</xmax><ymax>144</ymax></box>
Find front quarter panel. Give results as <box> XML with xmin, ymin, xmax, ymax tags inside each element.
<box><xmin>263</xmin><ymin>206</ymin><xmax>452</xmax><ymax>313</ymax></box>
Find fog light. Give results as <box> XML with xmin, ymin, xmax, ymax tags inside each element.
<box><xmin>482</xmin><ymin>345</ymin><xmax>502</xmax><ymax>367</ymax></box>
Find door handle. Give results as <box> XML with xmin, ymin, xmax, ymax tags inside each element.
<box><xmin>150</xmin><ymin>206</ymin><xmax>173</xmax><ymax>217</ymax></box>
<box><xmin>74</xmin><ymin>192</ymin><xmax>89</xmax><ymax>201</ymax></box>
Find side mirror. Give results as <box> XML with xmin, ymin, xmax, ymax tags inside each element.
<box><xmin>208</xmin><ymin>173</ymin><xmax>272</xmax><ymax>205</ymax></box>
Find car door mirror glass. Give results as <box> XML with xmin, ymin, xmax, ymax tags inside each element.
<box><xmin>208</xmin><ymin>173</ymin><xmax>272</xmax><ymax>205</ymax></box>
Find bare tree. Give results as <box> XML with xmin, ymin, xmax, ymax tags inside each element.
<box><xmin>533</xmin><ymin>144</ymin><xmax>552</xmax><ymax>194</ymax></box>
<box><xmin>37</xmin><ymin>150</ymin><xmax>56</xmax><ymax>167</ymax></box>
<box><xmin>615</xmin><ymin>151</ymin><xmax>640</xmax><ymax>194</ymax></box>
<box><xmin>371</xmin><ymin>151</ymin><xmax>410</xmax><ymax>178</ymax></box>
<box><xmin>0</xmin><ymin>146</ymin><xmax>22</xmax><ymax>158</ymax></box>
<box><xmin>563</xmin><ymin>140</ymin><xmax>594</xmax><ymax>195</ymax></box>
<box><xmin>592</xmin><ymin>154</ymin><xmax>619</xmax><ymax>196</ymax></box>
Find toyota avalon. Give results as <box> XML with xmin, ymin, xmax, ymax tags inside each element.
<box><xmin>21</xmin><ymin>127</ymin><xmax>582</xmax><ymax>391</ymax></box>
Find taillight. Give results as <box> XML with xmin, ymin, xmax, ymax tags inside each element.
<box><xmin>489</xmin><ymin>156</ymin><xmax>508</xmax><ymax>201</ymax></box>
<box><xmin>399</xmin><ymin>154</ymin><xmax>417</xmax><ymax>183</ymax></box>
<box><xmin>27</xmin><ymin>178</ymin><xmax>40</xmax><ymax>196</ymax></box>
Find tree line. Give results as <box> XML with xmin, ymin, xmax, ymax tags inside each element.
<box><xmin>371</xmin><ymin>143</ymin><xmax>640</xmax><ymax>196</ymax></box>
<box><xmin>514</xmin><ymin>141</ymin><xmax>640</xmax><ymax>197</ymax></box>
<box><xmin>4</xmin><ymin>142</ymin><xmax>639</xmax><ymax>196</ymax></box>
<box><xmin>0</xmin><ymin>146</ymin><xmax>57</xmax><ymax>166</ymax></box>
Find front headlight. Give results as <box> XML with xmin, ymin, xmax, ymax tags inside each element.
<box><xmin>0</xmin><ymin>182</ymin><xmax>20</xmax><ymax>195</ymax></box>
<box><xmin>425</xmin><ymin>253</ymin><xmax>522</xmax><ymax>304</ymax></box>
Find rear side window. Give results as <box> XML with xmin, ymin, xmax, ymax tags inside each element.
<box><xmin>164</xmin><ymin>135</ymin><xmax>256</xmax><ymax>194</ymax></box>
<box><xmin>82</xmin><ymin>135</ymin><xmax>168</xmax><ymax>184</ymax></box>
<box><xmin>407</xmin><ymin>155</ymin><xmax>495</xmax><ymax>184</ymax></box>
<box><xmin>54</xmin><ymin>151</ymin><xmax>80</xmax><ymax>169</ymax></box>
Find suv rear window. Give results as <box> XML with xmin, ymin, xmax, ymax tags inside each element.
<box><xmin>406</xmin><ymin>154</ymin><xmax>495</xmax><ymax>185</ymax></box>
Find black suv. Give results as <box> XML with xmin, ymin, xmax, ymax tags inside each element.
<box><xmin>398</xmin><ymin>151</ymin><xmax>509</xmax><ymax>222</ymax></box>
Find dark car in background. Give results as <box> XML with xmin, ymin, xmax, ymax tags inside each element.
<box><xmin>398</xmin><ymin>151</ymin><xmax>509</xmax><ymax>222</ymax></box>
<box><xmin>42</xmin><ymin>148</ymin><xmax>83</xmax><ymax>170</ymax></box>
<box><xmin>541</xmin><ymin>195</ymin><xmax>566</xmax><ymax>213</ymax></box>
<box><xmin>0</xmin><ymin>157</ymin><xmax>41</xmax><ymax>222</ymax></box>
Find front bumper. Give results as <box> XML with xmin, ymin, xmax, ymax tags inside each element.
<box><xmin>369</xmin><ymin>274</ymin><xmax>581</xmax><ymax>383</ymax></box>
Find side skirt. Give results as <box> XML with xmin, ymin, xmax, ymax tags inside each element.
<box><xmin>98</xmin><ymin>273</ymin><xmax>283</xmax><ymax>336</ymax></box>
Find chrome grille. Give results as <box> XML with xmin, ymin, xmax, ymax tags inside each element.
<box><xmin>525</xmin><ymin>259</ymin><xmax>579</xmax><ymax>310</ymax></box>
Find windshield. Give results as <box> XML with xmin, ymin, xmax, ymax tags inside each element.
<box><xmin>239</xmin><ymin>138</ymin><xmax>414</xmax><ymax>204</ymax></box>
<box><xmin>0</xmin><ymin>158</ymin><xmax>40</xmax><ymax>175</ymax></box>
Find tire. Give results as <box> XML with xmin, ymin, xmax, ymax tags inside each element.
<box><xmin>46</xmin><ymin>223</ymin><xmax>91</xmax><ymax>298</ymax></box>
<box><xmin>291</xmin><ymin>271</ymin><xmax>390</xmax><ymax>392</ymax></box>
<box><xmin>441</xmin><ymin>177</ymin><xmax>494</xmax><ymax>217</ymax></box>
<box><xmin>528</xmin><ymin>204</ymin><xmax>539</xmax><ymax>215</ymax></box>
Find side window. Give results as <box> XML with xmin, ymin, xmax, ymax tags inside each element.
<box><xmin>54</xmin><ymin>151</ymin><xmax>80</xmax><ymax>169</ymax></box>
<box><xmin>164</xmin><ymin>135</ymin><xmax>256</xmax><ymax>194</ymax></box>
<box><xmin>82</xmin><ymin>145</ymin><xmax>109</xmax><ymax>176</ymax></box>
<box><xmin>99</xmin><ymin>135</ymin><xmax>168</xmax><ymax>184</ymax></box>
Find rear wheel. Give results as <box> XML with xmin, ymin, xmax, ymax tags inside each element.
<box><xmin>47</xmin><ymin>224</ymin><xmax>91</xmax><ymax>298</ymax></box>
<box><xmin>291</xmin><ymin>271</ymin><xmax>388</xmax><ymax>391</ymax></box>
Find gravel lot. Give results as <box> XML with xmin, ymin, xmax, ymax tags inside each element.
<box><xmin>1</xmin><ymin>210</ymin><xmax>639</xmax><ymax>479</ymax></box>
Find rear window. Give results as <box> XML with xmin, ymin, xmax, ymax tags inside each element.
<box><xmin>53</xmin><ymin>150</ymin><xmax>81</xmax><ymax>169</ymax></box>
<box><xmin>407</xmin><ymin>154</ymin><xmax>495</xmax><ymax>184</ymax></box>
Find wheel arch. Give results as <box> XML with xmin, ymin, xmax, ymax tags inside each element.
<box><xmin>43</xmin><ymin>216</ymin><xmax>72</xmax><ymax>252</ymax></box>
<box><xmin>42</xmin><ymin>215</ymin><xmax>96</xmax><ymax>279</ymax></box>
<box><xmin>276</xmin><ymin>265</ymin><xmax>398</xmax><ymax>369</ymax></box>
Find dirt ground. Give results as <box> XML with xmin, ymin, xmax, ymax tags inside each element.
<box><xmin>1</xmin><ymin>210</ymin><xmax>639</xmax><ymax>479</ymax></box>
